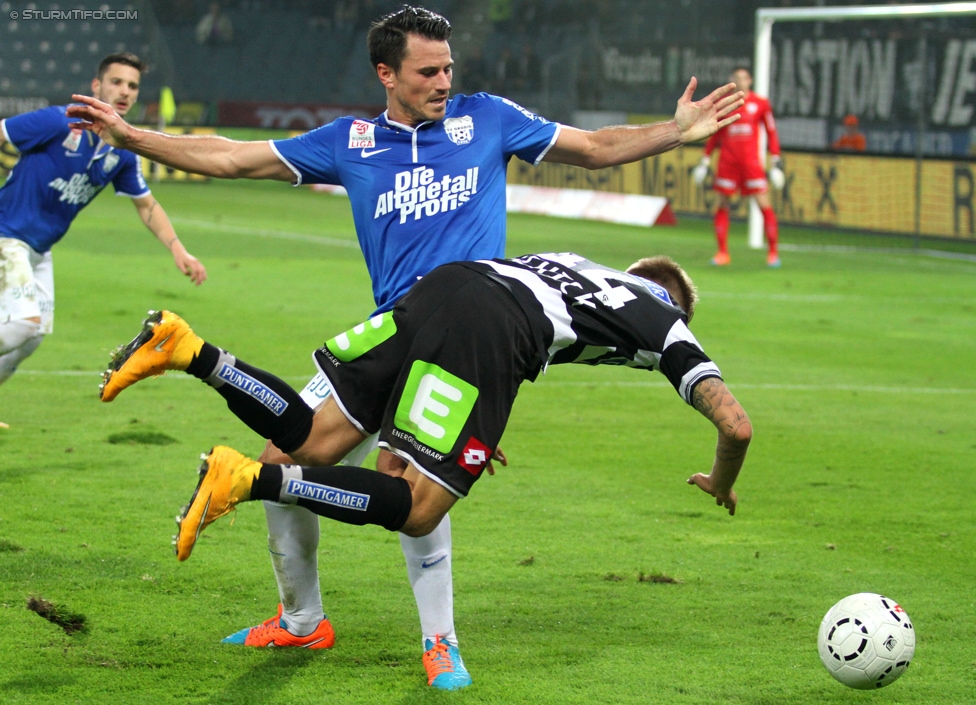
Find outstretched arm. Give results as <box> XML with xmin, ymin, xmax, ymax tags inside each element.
<box><xmin>132</xmin><ymin>195</ymin><xmax>207</xmax><ymax>285</ymax></box>
<box><xmin>543</xmin><ymin>77</ymin><xmax>743</xmax><ymax>169</ymax></box>
<box><xmin>66</xmin><ymin>95</ymin><xmax>294</xmax><ymax>181</ymax></box>
<box><xmin>686</xmin><ymin>377</ymin><xmax>752</xmax><ymax>515</ymax></box>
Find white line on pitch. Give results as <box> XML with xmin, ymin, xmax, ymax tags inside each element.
<box><xmin>538</xmin><ymin>380</ymin><xmax>976</xmax><ymax>394</ymax></box>
<box><xmin>778</xmin><ymin>242</ymin><xmax>976</xmax><ymax>263</ymax></box>
<box><xmin>18</xmin><ymin>370</ymin><xmax>314</xmax><ymax>383</ymax></box>
<box><xmin>20</xmin><ymin>370</ymin><xmax>974</xmax><ymax>395</ymax></box>
<box><xmin>169</xmin><ymin>218</ymin><xmax>359</xmax><ymax>248</ymax></box>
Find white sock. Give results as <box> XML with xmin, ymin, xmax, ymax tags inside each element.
<box><xmin>260</xmin><ymin>432</ymin><xmax>378</xmax><ymax>638</ymax></box>
<box><xmin>400</xmin><ymin>513</ymin><xmax>457</xmax><ymax>648</ymax></box>
<box><xmin>263</xmin><ymin>501</ymin><xmax>323</xmax><ymax>637</ymax></box>
<box><xmin>0</xmin><ymin>332</ymin><xmax>43</xmax><ymax>385</ymax></box>
<box><xmin>0</xmin><ymin>320</ymin><xmax>41</xmax><ymax>357</ymax></box>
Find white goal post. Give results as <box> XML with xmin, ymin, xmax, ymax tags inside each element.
<box><xmin>749</xmin><ymin>2</ymin><xmax>976</xmax><ymax>248</ymax></box>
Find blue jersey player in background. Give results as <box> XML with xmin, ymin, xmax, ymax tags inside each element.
<box><xmin>68</xmin><ymin>7</ymin><xmax>744</xmax><ymax>689</ymax></box>
<box><xmin>0</xmin><ymin>52</ymin><xmax>207</xmax><ymax>428</ymax></box>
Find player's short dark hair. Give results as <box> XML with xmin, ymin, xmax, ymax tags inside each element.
<box><xmin>731</xmin><ymin>66</ymin><xmax>752</xmax><ymax>77</ymax></box>
<box><xmin>626</xmin><ymin>256</ymin><xmax>699</xmax><ymax>322</ymax></box>
<box><xmin>367</xmin><ymin>5</ymin><xmax>452</xmax><ymax>71</ymax></box>
<box><xmin>96</xmin><ymin>52</ymin><xmax>147</xmax><ymax>79</ymax></box>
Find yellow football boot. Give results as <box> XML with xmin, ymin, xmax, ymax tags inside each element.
<box><xmin>100</xmin><ymin>310</ymin><xmax>203</xmax><ymax>401</ymax></box>
<box><xmin>174</xmin><ymin>446</ymin><xmax>261</xmax><ymax>561</ymax></box>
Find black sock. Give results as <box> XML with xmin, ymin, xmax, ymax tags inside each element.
<box><xmin>251</xmin><ymin>464</ymin><xmax>412</xmax><ymax>532</ymax></box>
<box><xmin>190</xmin><ymin>344</ymin><xmax>313</xmax><ymax>454</ymax></box>
<box><xmin>185</xmin><ymin>341</ymin><xmax>220</xmax><ymax>378</ymax></box>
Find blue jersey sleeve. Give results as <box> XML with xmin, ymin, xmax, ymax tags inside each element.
<box><xmin>487</xmin><ymin>94</ymin><xmax>560</xmax><ymax>165</ymax></box>
<box><xmin>270</xmin><ymin>123</ymin><xmax>340</xmax><ymax>186</ymax></box>
<box><xmin>3</xmin><ymin>106</ymin><xmax>69</xmax><ymax>152</ymax></box>
<box><xmin>111</xmin><ymin>153</ymin><xmax>151</xmax><ymax>197</ymax></box>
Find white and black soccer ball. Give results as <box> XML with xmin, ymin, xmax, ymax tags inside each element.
<box><xmin>817</xmin><ymin>593</ymin><xmax>915</xmax><ymax>690</ymax></box>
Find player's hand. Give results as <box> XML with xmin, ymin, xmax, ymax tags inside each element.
<box><xmin>768</xmin><ymin>157</ymin><xmax>785</xmax><ymax>189</ymax></box>
<box><xmin>674</xmin><ymin>77</ymin><xmax>744</xmax><ymax>145</ymax></box>
<box><xmin>692</xmin><ymin>156</ymin><xmax>710</xmax><ymax>185</ymax></box>
<box><xmin>486</xmin><ymin>446</ymin><xmax>508</xmax><ymax>476</ymax></box>
<box><xmin>66</xmin><ymin>94</ymin><xmax>133</xmax><ymax>148</ymax></box>
<box><xmin>174</xmin><ymin>251</ymin><xmax>207</xmax><ymax>285</ymax></box>
<box><xmin>687</xmin><ymin>472</ymin><xmax>737</xmax><ymax>516</ymax></box>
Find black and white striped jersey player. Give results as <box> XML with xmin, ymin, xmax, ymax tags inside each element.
<box><xmin>173</xmin><ymin>251</ymin><xmax>753</xmax><ymax>552</ymax></box>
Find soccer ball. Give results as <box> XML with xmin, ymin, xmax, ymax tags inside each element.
<box><xmin>817</xmin><ymin>593</ymin><xmax>915</xmax><ymax>689</ymax></box>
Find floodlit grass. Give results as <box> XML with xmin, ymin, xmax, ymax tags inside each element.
<box><xmin>1</xmin><ymin>180</ymin><xmax>974</xmax><ymax>704</ymax></box>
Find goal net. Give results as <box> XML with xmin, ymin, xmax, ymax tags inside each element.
<box><xmin>750</xmin><ymin>2</ymin><xmax>976</xmax><ymax>248</ymax></box>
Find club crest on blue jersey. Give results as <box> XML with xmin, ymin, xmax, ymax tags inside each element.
<box><xmin>443</xmin><ymin>115</ymin><xmax>474</xmax><ymax>145</ymax></box>
<box><xmin>348</xmin><ymin>119</ymin><xmax>377</xmax><ymax>149</ymax></box>
<box><xmin>102</xmin><ymin>151</ymin><xmax>119</xmax><ymax>173</ymax></box>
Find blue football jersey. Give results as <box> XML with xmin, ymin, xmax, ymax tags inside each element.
<box><xmin>0</xmin><ymin>105</ymin><xmax>150</xmax><ymax>253</ymax></box>
<box><xmin>271</xmin><ymin>92</ymin><xmax>560</xmax><ymax>312</ymax></box>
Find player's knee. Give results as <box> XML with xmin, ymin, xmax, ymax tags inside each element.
<box><xmin>0</xmin><ymin>330</ymin><xmax>43</xmax><ymax>384</ymax></box>
<box><xmin>376</xmin><ymin>449</ymin><xmax>408</xmax><ymax>477</ymax></box>
<box><xmin>399</xmin><ymin>497</ymin><xmax>450</xmax><ymax>537</ymax></box>
<box><xmin>0</xmin><ymin>319</ymin><xmax>42</xmax><ymax>356</ymax></box>
<box><xmin>258</xmin><ymin>440</ymin><xmax>292</xmax><ymax>464</ymax></box>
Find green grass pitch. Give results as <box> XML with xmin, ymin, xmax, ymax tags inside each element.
<box><xmin>1</xmin><ymin>180</ymin><xmax>974</xmax><ymax>704</ymax></box>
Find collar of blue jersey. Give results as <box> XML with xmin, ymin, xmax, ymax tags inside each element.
<box><xmin>379</xmin><ymin>110</ymin><xmax>434</xmax><ymax>132</ymax></box>
<box><xmin>379</xmin><ymin>110</ymin><xmax>439</xmax><ymax>133</ymax></box>
<box><xmin>84</xmin><ymin>130</ymin><xmax>111</xmax><ymax>155</ymax></box>
<box><xmin>85</xmin><ymin>131</ymin><xmax>115</xmax><ymax>169</ymax></box>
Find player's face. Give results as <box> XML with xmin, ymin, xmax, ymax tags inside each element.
<box><xmin>92</xmin><ymin>63</ymin><xmax>141</xmax><ymax>117</ymax></box>
<box><xmin>731</xmin><ymin>69</ymin><xmax>752</xmax><ymax>94</ymax></box>
<box><xmin>382</xmin><ymin>34</ymin><xmax>453</xmax><ymax>126</ymax></box>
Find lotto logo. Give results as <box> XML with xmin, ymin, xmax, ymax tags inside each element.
<box><xmin>457</xmin><ymin>436</ymin><xmax>492</xmax><ymax>476</ymax></box>
<box><xmin>464</xmin><ymin>449</ymin><xmax>485</xmax><ymax>465</ymax></box>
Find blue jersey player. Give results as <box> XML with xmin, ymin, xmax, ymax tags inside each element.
<box><xmin>0</xmin><ymin>53</ymin><xmax>206</xmax><ymax>426</ymax></box>
<box><xmin>68</xmin><ymin>7</ymin><xmax>744</xmax><ymax>689</ymax></box>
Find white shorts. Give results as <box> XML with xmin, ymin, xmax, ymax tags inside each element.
<box><xmin>0</xmin><ymin>237</ymin><xmax>55</xmax><ymax>334</ymax></box>
<box><xmin>299</xmin><ymin>370</ymin><xmax>378</xmax><ymax>466</ymax></box>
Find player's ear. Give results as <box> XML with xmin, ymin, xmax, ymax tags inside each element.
<box><xmin>91</xmin><ymin>77</ymin><xmax>101</xmax><ymax>97</ymax></box>
<box><xmin>376</xmin><ymin>63</ymin><xmax>396</xmax><ymax>89</ymax></box>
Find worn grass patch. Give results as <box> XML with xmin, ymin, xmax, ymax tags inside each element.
<box><xmin>26</xmin><ymin>596</ymin><xmax>87</xmax><ymax>635</ymax></box>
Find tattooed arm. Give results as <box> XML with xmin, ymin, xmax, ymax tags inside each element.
<box><xmin>132</xmin><ymin>194</ymin><xmax>207</xmax><ymax>285</ymax></box>
<box><xmin>686</xmin><ymin>377</ymin><xmax>752</xmax><ymax>515</ymax></box>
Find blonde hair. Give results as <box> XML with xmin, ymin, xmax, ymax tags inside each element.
<box><xmin>626</xmin><ymin>256</ymin><xmax>699</xmax><ymax>322</ymax></box>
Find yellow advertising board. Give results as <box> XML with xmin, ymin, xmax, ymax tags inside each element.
<box><xmin>0</xmin><ymin>126</ymin><xmax>216</xmax><ymax>182</ymax></box>
<box><xmin>507</xmin><ymin>149</ymin><xmax>976</xmax><ymax>241</ymax></box>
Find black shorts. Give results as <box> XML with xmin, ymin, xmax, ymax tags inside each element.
<box><xmin>313</xmin><ymin>264</ymin><xmax>543</xmax><ymax>497</ymax></box>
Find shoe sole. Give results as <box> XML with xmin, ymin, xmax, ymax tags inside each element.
<box><xmin>100</xmin><ymin>310</ymin><xmax>164</xmax><ymax>401</ymax></box>
<box><xmin>173</xmin><ymin>450</ymin><xmax>217</xmax><ymax>561</ymax></box>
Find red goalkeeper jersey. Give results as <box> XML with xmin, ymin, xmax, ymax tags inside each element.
<box><xmin>703</xmin><ymin>91</ymin><xmax>780</xmax><ymax>167</ymax></box>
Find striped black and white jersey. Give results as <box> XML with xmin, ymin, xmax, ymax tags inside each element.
<box><xmin>460</xmin><ymin>252</ymin><xmax>722</xmax><ymax>405</ymax></box>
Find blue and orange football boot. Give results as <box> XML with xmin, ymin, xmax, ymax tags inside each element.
<box><xmin>222</xmin><ymin>604</ymin><xmax>335</xmax><ymax>649</ymax></box>
<box><xmin>423</xmin><ymin>636</ymin><xmax>472</xmax><ymax>690</ymax></box>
